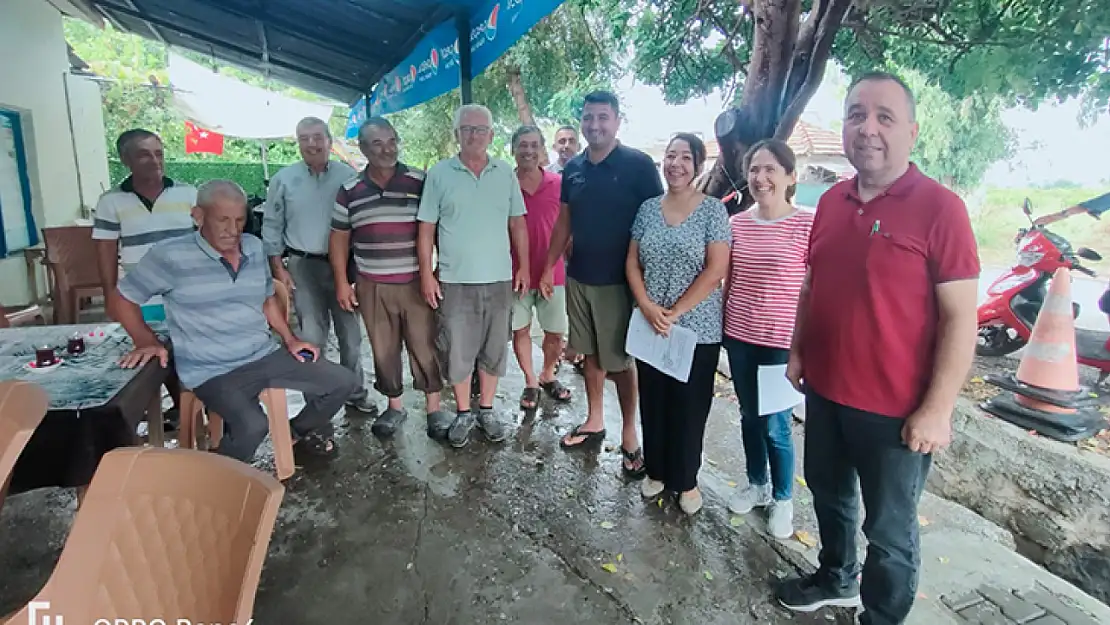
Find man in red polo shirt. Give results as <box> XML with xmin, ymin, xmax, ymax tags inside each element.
<box><xmin>779</xmin><ymin>72</ymin><xmax>979</xmax><ymax>625</ymax></box>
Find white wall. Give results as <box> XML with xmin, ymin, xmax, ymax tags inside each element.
<box><xmin>0</xmin><ymin>0</ymin><xmax>109</xmax><ymax>307</ymax></box>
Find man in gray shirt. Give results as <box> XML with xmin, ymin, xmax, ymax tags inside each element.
<box><xmin>262</xmin><ymin>116</ymin><xmax>373</xmax><ymax>413</ymax></box>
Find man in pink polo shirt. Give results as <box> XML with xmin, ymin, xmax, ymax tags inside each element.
<box><xmin>780</xmin><ymin>72</ymin><xmax>980</xmax><ymax>624</ymax></box>
<box><xmin>510</xmin><ymin>126</ymin><xmax>573</xmax><ymax>410</ymax></box>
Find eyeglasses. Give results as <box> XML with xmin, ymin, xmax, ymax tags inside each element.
<box><xmin>458</xmin><ymin>125</ymin><xmax>491</xmax><ymax>135</ymax></box>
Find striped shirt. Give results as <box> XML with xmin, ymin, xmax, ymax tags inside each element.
<box><xmin>91</xmin><ymin>176</ymin><xmax>197</xmax><ymax>269</ymax></box>
<box><xmin>724</xmin><ymin>208</ymin><xmax>814</xmax><ymax>349</ymax></box>
<box><xmin>117</xmin><ymin>231</ymin><xmax>279</xmax><ymax>389</ymax></box>
<box><xmin>332</xmin><ymin>163</ymin><xmax>424</xmax><ymax>283</ymax></box>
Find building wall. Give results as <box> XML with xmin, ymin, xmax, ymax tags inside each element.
<box><xmin>0</xmin><ymin>0</ymin><xmax>109</xmax><ymax>307</ymax></box>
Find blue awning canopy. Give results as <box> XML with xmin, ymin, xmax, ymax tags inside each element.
<box><xmin>84</xmin><ymin>0</ymin><xmax>565</xmax><ymax>128</ymax></box>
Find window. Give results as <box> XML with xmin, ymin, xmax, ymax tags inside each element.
<box><xmin>0</xmin><ymin>108</ymin><xmax>38</xmax><ymax>255</ymax></box>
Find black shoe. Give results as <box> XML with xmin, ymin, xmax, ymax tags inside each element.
<box><xmin>776</xmin><ymin>573</ymin><xmax>861</xmax><ymax>612</ymax></box>
<box><xmin>370</xmin><ymin>407</ymin><xmax>407</xmax><ymax>438</ymax></box>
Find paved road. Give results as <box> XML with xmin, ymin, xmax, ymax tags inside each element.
<box><xmin>979</xmin><ymin>266</ymin><xmax>1108</xmax><ymax>332</ymax></box>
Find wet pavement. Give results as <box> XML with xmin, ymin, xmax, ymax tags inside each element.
<box><xmin>0</xmin><ymin>332</ymin><xmax>853</xmax><ymax>625</ymax></box>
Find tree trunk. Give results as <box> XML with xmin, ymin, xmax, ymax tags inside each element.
<box><xmin>702</xmin><ymin>0</ymin><xmax>852</xmax><ymax>213</ymax></box>
<box><xmin>507</xmin><ymin>64</ymin><xmax>537</xmax><ymax>127</ymax></box>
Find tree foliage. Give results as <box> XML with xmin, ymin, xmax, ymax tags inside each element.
<box><xmin>388</xmin><ymin>0</ymin><xmax>619</xmax><ymax>166</ymax></box>
<box><xmin>615</xmin><ymin>0</ymin><xmax>1109</xmax><ymax>205</ymax></box>
<box><xmin>64</xmin><ymin>19</ymin><xmax>346</xmax><ymax>164</ymax></box>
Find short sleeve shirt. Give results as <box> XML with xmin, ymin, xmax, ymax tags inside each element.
<box><xmin>562</xmin><ymin>144</ymin><xmax>664</xmax><ymax>286</ymax></box>
<box><xmin>333</xmin><ymin>163</ymin><xmax>424</xmax><ymax>283</ymax></box>
<box><xmin>91</xmin><ymin>176</ymin><xmax>197</xmax><ymax>269</ymax></box>
<box><xmin>416</xmin><ymin>155</ymin><xmax>527</xmax><ymax>284</ymax></box>
<box><xmin>801</xmin><ymin>164</ymin><xmax>981</xmax><ymax>418</ymax></box>
<box><xmin>631</xmin><ymin>195</ymin><xmax>731</xmax><ymax>343</ymax></box>
<box><xmin>515</xmin><ymin>170</ymin><xmax>565</xmax><ymax>288</ymax></box>
<box><xmin>117</xmin><ymin>232</ymin><xmax>279</xmax><ymax>389</ymax></box>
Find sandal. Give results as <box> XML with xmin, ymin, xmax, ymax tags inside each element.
<box><xmin>560</xmin><ymin>424</ymin><xmax>606</xmax><ymax>449</ymax></box>
<box><xmin>571</xmin><ymin>355</ymin><xmax>586</xmax><ymax>375</ymax></box>
<box><xmin>520</xmin><ymin>387</ymin><xmax>541</xmax><ymax>410</ymax></box>
<box><xmin>293</xmin><ymin>432</ymin><xmax>337</xmax><ymax>457</ymax></box>
<box><xmin>621</xmin><ymin>446</ymin><xmax>647</xmax><ymax>479</ymax></box>
<box><xmin>540</xmin><ymin>379</ymin><xmax>572</xmax><ymax>402</ymax></box>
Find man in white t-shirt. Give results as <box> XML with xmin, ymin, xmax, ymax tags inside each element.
<box><xmin>93</xmin><ymin>129</ymin><xmax>197</xmax><ymax>427</ymax></box>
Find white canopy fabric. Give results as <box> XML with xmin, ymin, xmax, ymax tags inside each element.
<box><xmin>168</xmin><ymin>53</ymin><xmax>335</xmax><ymax>139</ymax></box>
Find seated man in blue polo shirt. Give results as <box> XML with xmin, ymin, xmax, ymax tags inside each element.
<box><xmin>114</xmin><ymin>179</ymin><xmax>359</xmax><ymax>462</ymax></box>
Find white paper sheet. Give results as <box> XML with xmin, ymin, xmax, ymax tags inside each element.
<box><xmin>625</xmin><ymin>308</ymin><xmax>697</xmax><ymax>382</ymax></box>
<box><xmin>757</xmin><ymin>364</ymin><xmax>805</xmax><ymax>415</ymax></box>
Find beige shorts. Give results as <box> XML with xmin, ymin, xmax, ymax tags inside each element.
<box><xmin>566</xmin><ymin>278</ymin><xmax>634</xmax><ymax>373</ymax></box>
<box><xmin>511</xmin><ymin>287</ymin><xmax>568</xmax><ymax>334</ymax></box>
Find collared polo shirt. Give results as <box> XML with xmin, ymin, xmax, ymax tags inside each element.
<box><xmin>333</xmin><ymin>163</ymin><xmax>425</xmax><ymax>283</ymax></box>
<box><xmin>117</xmin><ymin>231</ymin><xmax>279</xmax><ymax>389</ymax></box>
<box><xmin>263</xmin><ymin>160</ymin><xmax>357</xmax><ymax>256</ymax></box>
<box><xmin>515</xmin><ymin>169</ymin><xmax>565</xmax><ymax>288</ymax></box>
<box><xmin>416</xmin><ymin>154</ymin><xmax>527</xmax><ymax>284</ymax></box>
<box><xmin>561</xmin><ymin>143</ymin><xmax>664</xmax><ymax>285</ymax></box>
<box><xmin>801</xmin><ymin>164</ymin><xmax>980</xmax><ymax>418</ymax></box>
<box><xmin>91</xmin><ymin>176</ymin><xmax>197</xmax><ymax>269</ymax></box>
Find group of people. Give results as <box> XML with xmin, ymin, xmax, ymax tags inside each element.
<box><xmin>91</xmin><ymin>71</ymin><xmax>979</xmax><ymax>625</ymax></box>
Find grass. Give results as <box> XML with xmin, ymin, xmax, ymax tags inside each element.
<box><xmin>970</xmin><ymin>187</ymin><xmax>1110</xmax><ymax>269</ymax></box>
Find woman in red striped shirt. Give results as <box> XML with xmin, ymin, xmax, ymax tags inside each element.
<box><xmin>723</xmin><ymin>139</ymin><xmax>814</xmax><ymax>539</ymax></box>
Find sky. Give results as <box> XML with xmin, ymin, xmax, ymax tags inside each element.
<box><xmin>614</xmin><ymin>70</ymin><xmax>1110</xmax><ymax>189</ymax></box>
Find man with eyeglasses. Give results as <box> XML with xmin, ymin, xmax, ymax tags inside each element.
<box><xmin>417</xmin><ymin>104</ymin><xmax>530</xmax><ymax>448</ymax></box>
<box><xmin>262</xmin><ymin>116</ymin><xmax>374</xmax><ymax>414</ymax></box>
<box><xmin>330</xmin><ymin>117</ymin><xmax>454</xmax><ymax>439</ymax></box>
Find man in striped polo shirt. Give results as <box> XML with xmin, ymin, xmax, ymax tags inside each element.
<box><xmin>330</xmin><ymin>117</ymin><xmax>453</xmax><ymax>439</ymax></box>
<box><xmin>115</xmin><ymin>180</ymin><xmax>358</xmax><ymax>463</ymax></box>
<box><xmin>93</xmin><ymin>129</ymin><xmax>196</xmax><ymax>428</ymax></box>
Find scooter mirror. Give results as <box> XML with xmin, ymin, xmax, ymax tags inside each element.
<box><xmin>1022</xmin><ymin>198</ymin><xmax>1033</xmax><ymax>214</ymax></box>
<box><xmin>1077</xmin><ymin>247</ymin><xmax>1103</xmax><ymax>261</ymax></box>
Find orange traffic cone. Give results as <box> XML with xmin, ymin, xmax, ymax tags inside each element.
<box><xmin>1014</xmin><ymin>267</ymin><xmax>1079</xmax><ymax>413</ymax></box>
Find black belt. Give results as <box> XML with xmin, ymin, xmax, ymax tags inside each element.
<box><xmin>286</xmin><ymin>248</ymin><xmax>328</xmax><ymax>261</ymax></box>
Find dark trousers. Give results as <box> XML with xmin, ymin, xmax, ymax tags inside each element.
<box><xmin>805</xmin><ymin>390</ymin><xmax>932</xmax><ymax>625</ymax></box>
<box><xmin>194</xmin><ymin>349</ymin><xmax>359</xmax><ymax>462</ymax></box>
<box><xmin>637</xmin><ymin>343</ymin><xmax>720</xmax><ymax>492</ymax></box>
<box><xmin>724</xmin><ymin>338</ymin><xmax>795</xmax><ymax>500</ymax></box>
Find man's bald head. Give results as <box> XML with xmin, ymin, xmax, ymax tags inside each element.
<box><xmin>193</xmin><ymin>180</ymin><xmax>248</xmax><ymax>254</ymax></box>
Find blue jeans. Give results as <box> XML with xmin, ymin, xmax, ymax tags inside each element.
<box><xmin>724</xmin><ymin>338</ymin><xmax>795</xmax><ymax>501</ymax></box>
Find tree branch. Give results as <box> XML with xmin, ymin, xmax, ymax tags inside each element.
<box><xmin>775</xmin><ymin>0</ymin><xmax>852</xmax><ymax>138</ymax></box>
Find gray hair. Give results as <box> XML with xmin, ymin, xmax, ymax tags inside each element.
<box><xmin>357</xmin><ymin>116</ymin><xmax>397</xmax><ymax>143</ymax></box>
<box><xmin>453</xmin><ymin>104</ymin><xmax>493</xmax><ymax>131</ymax></box>
<box><xmin>510</xmin><ymin>125</ymin><xmax>545</xmax><ymax>152</ymax></box>
<box><xmin>196</xmin><ymin>179</ymin><xmax>247</xmax><ymax>210</ymax></box>
<box><xmin>296</xmin><ymin>116</ymin><xmax>332</xmax><ymax>140</ymax></box>
<box><xmin>116</xmin><ymin>128</ymin><xmax>160</xmax><ymax>159</ymax></box>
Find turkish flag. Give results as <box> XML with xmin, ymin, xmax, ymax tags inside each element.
<box><xmin>184</xmin><ymin>121</ymin><xmax>225</xmax><ymax>155</ymax></box>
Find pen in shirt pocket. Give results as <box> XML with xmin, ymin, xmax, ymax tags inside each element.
<box><xmin>869</xmin><ymin>220</ymin><xmax>881</xmax><ymax>237</ymax></box>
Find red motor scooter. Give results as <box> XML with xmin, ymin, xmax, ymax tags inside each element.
<box><xmin>976</xmin><ymin>198</ymin><xmax>1110</xmax><ymax>382</ymax></box>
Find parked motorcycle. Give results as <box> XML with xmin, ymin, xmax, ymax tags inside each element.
<box><xmin>976</xmin><ymin>198</ymin><xmax>1110</xmax><ymax>380</ymax></box>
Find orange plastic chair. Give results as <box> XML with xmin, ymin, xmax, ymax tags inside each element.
<box><xmin>1</xmin><ymin>447</ymin><xmax>283</xmax><ymax>625</ymax></box>
<box><xmin>178</xmin><ymin>388</ymin><xmax>295</xmax><ymax>481</ymax></box>
<box><xmin>0</xmin><ymin>381</ymin><xmax>49</xmax><ymax>518</ymax></box>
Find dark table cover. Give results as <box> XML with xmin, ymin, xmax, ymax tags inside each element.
<box><xmin>0</xmin><ymin>323</ymin><xmax>168</xmax><ymax>493</ymax></box>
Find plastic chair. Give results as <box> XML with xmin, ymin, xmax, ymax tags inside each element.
<box><xmin>0</xmin><ymin>381</ymin><xmax>49</xmax><ymax>518</ymax></box>
<box><xmin>178</xmin><ymin>388</ymin><xmax>296</xmax><ymax>481</ymax></box>
<box><xmin>0</xmin><ymin>304</ymin><xmax>46</xmax><ymax>328</ymax></box>
<box><xmin>1</xmin><ymin>447</ymin><xmax>283</xmax><ymax>625</ymax></box>
<box><xmin>41</xmin><ymin>225</ymin><xmax>103</xmax><ymax>324</ymax></box>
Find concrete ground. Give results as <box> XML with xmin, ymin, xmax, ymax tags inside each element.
<box><xmin>1</xmin><ymin>327</ymin><xmax>1107</xmax><ymax>624</ymax></box>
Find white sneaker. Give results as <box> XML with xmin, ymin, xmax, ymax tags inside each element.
<box><xmin>728</xmin><ymin>483</ymin><xmax>772</xmax><ymax>514</ymax></box>
<box><xmin>768</xmin><ymin>499</ymin><xmax>794</xmax><ymax>539</ymax></box>
<box><xmin>641</xmin><ymin>478</ymin><xmax>665</xmax><ymax>498</ymax></box>
<box><xmin>679</xmin><ymin>489</ymin><xmax>703</xmax><ymax>515</ymax></box>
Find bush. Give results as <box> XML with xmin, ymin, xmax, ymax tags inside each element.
<box><xmin>107</xmin><ymin>160</ymin><xmax>298</xmax><ymax>197</ymax></box>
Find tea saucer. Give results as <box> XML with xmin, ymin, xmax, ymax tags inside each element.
<box><xmin>26</xmin><ymin>358</ymin><xmax>63</xmax><ymax>373</ymax></box>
